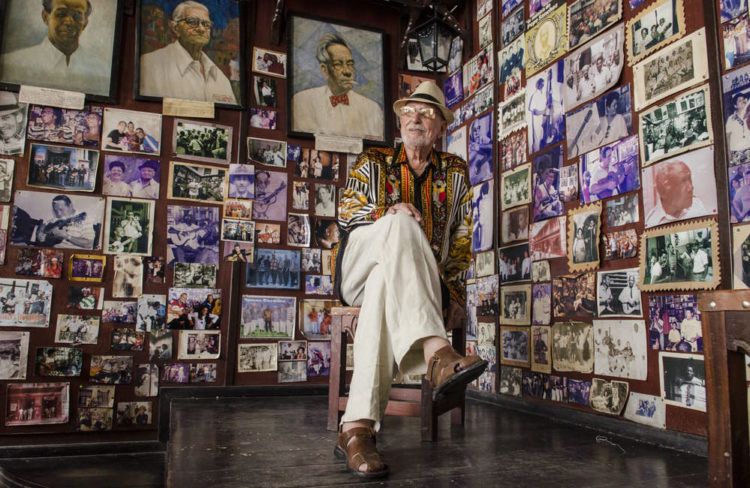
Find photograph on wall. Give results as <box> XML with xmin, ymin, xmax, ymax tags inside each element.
<box><xmin>532</xmin><ymin>260</ymin><xmax>551</xmax><ymax>282</ymax></box>
<box><xmin>398</xmin><ymin>74</ymin><xmax>432</xmax><ymax>99</ymax></box>
<box><xmin>313</xmin><ymin>184</ymin><xmax>336</xmax><ymax>218</ymax></box>
<box><xmin>499</xmin><ymin>90</ymin><xmax>526</xmax><ymax>137</ymax></box>
<box><xmin>722</xmin><ymin>0</ymin><xmax>748</xmax><ymax>22</ymax></box>
<box><xmin>567</xmin><ymin>203</ymin><xmax>601</xmax><ymax>272</ymax></box>
<box><xmin>0</xmin><ymin>278</ymin><xmax>52</xmax><ymax>328</ymax></box>
<box><xmin>102</xmin><ymin>156</ymin><xmax>160</xmax><ymax>199</ymax></box>
<box><xmin>249</xmin><ymin>108</ymin><xmax>277</xmax><ymax>130</ymax></box>
<box><xmin>551</xmin><ymin>321</ymin><xmax>593</xmax><ymax>373</ymax></box>
<box><xmin>579</xmin><ymin>135</ymin><xmax>640</xmax><ymax>205</ymax></box>
<box><xmin>103</xmin><ymin>197</ymin><xmax>154</xmax><ymax>256</ymax></box>
<box><xmin>500</xmin><ymin>284</ymin><xmax>531</xmax><ymax>326</ymax></box>
<box><xmin>499</xmin><ymin>36</ymin><xmax>525</xmax><ymax>99</ymax></box>
<box><xmin>501</xmin><ymin>206</ymin><xmax>529</xmax><ymax>245</ymax></box>
<box><xmin>526</xmin><ymin>60</ymin><xmax>565</xmax><ymax>154</ymax></box>
<box><xmin>444</xmin><ymin>71</ymin><xmax>463</xmax><ymax>108</ymax></box>
<box><xmin>626</xmin><ymin>0</ymin><xmax>685</xmax><ymax>64</ymax></box>
<box><xmin>642</xmin><ymin>147</ymin><xmax>717</xmax><ymax>228</ymax></box>
<box><xmin>221</xmin><ymin>219</ymin><xmax>255</xmax><ymax>244</ymax></box>
<box><xmin>252</xmin><ymin>170</ymin><xmax>287</xmax><ymax>221</ymax></box>
<box><xmin>161</xmin><ymin>363</ymin><xmax>190</xmax><ymax>383</ymax></box>
<box><xmin>659</xmin><ymin>351</ymin><xmax>705</xmax><ymax>411</ymax></box>
<box><xmin>604</xmin><ymin>229</ymin><xmax>638</xmax><ymax>261</ymax></box>
<box><xmin>463</xmin><ymin>45</ymin><xmax>494</xmax><ymax>98</ymax></box>
<box><xmin>278</xmin><ymin>360</ymin><xmax>307</xmax><ymax>383</ymax></box>
<box><xmin>724</xmin><ymin>12</ymin><xmax>750</xmax><ymax>69</ymax></box>
<box><xmin>498</xmin><ymin>243</ymin><xmax>531</xmax><ymax>283</ymax></box>
<box><xmin>252</xmin><ymin>46</ymin><xmax>287</xmax><ymax>78</ymax></box>
<box><xmin>190</xmin><ymin>363</ymin><xmax>217</xmax><ymax>383</ymax></box>
<box><xmin>110</xmin><ymin>328</ymin><xmax>145</xmax><ymax>352</ymax></box>
<box><xmin>238</xmin><ymin>343</ymin><xmax>278</xmax><ymax>373</ymax></box>
<box><xmin>90</xmin><ymin>355</ymin><xmax>133</xmax><ymax>384</ymax></box>
<box><xmin>532</xmin><ymin>146</ymin><xmax>563</xmax><ymax>222</ymax></box>
<box><xmin>639</xmin><ymin>85</ymin><xmax>712</xmax><ymax>166</ymax></box>
<box><xmin>448</xmin><ymin>36</ymin><xmax>463</xmax><ymax>73</ymax></box>
<box><xmin>6</xmin><ymin>382</ymin><xmax>69</xmax><ymax>426</ymax></box>
<box><xmin>149</xmin><ymin>330</ymin><xmax>172</xmax><ymax>362</ymax></box>
<box><xmin>633</xmin><ymin>28</ymin><xmax>708</xmax><ymax>112</ymax></box>
<box><xmin>297</xmin><ymin>149</ymin><xmax>340</xmax><ymax>180</ymax></box>
<box><xmin>255</xmin><ymin>223</ymin><xmax>281</xmax><ymax>245</ymax></box>
<box><xmin>223</xmin><ymin>199</ymin><xmax>253</xmax><ymax>221</ymax></box>
<box><xmin>136</xmin><ymin>294</ymin><xmax>166</xmax><ymax>332</ymax></box>
<box><xmin>166</xmin><ymin>287</ymin><xmax>221</xmax><ymax>330</ymax></box>
<box><xmin>734</xmin><ymin>224</ymin><xmax>750</xmax><ymax>288</ymax></box>
<box><xmin>524</xmin><ymin>1</ymin><xmax>567</xmax><ymax>77</ymax></box>
<box><xmin>468</xmin><ymin>112</ymin><xmax>493</xmax><ymax>186</ymax></box>
<box><xmin>240</xmin><ymin>295</ymin><xmax>296</xmax><ymax>339</ymax></box>
<box><xmin>568</xmin><ymin>0</ymin><xmax>622</xmax><ymax>49</ymax></box>
<box><xmin>640</xmin><ymin>219</ymin><xmax>720</xmax><ymax>291</ymax></box>
<box><xmin>563</xmin><ymin>24</ymin><xmax>624</xmax><ymax>112</ymax></box>
<box><xmin>227</xmin><ymin>164</ymin><xmax>254</xmax><ymax>199</ymax></box>
<box><xmin>247</xmin><ymin>137</ymin><xmax>286</xmax><ymax>168</ymax></box>
<box><xmin>0</xmin><ymin>159</ymin><xmax>14</xmax><ymax>202</ymax></box>
<box><xmin>289</xmin><ymin>14</ymin><xmax>385</xmax><ymax>142</ymax></box>
<box><xmin>606</xmin><ymin>194</ymin><xmax>640</xmax><ymax>227</ymax></box>
<box><xmin>27</xmin><ymin>105</ymin><xmax>103</xmax><ymax>148</ymax></box>
<box><xmin>499</xmin><ymin>366</ymin><xmax>522</xmax><ymax>397</ymax></box>
<box><xmin>79</xmin><ymin>385</ymin><xmax>115</xmax><ymax>408</ymax></box>
<box><xmin>530</xmin><ymin>215</ymin><xmax>566</xmax><ymax>260</ymax></box>
<box><xmin>500</xmin><ymin>326</ymin><xmax>529</xmax><ymax>367</ymax></box>
<box><xmin>0</xmin><ymin>92</ymin><xmax>27</xmax><ymax>156</ymax></box>
<box><xmin>475</xmin><ymin>275</ymin><xmax>499</xmax><ymax>316</ymax></box>
<box><xmin>102</xmin><ymin>301</ymin><xmax>136</xmax><ymax>325</ymax></box>
<box><xmin>112</xmin><ymin>256</ymin><xmax>143</xmax><ymax>299</ymax></box>
<box><xmin>15</xmin><ymin>249</ymin><xmax>63</xmax><ymax>279</ymax></box>
<box><xmin>27</xmin><ymin>144</ymin><xmax>99</xmax><ymax>192</ymax></box>
<box><xmin>723</xmin><ymin>63</ymin><xmax>750</xmax><ymax>167</ymax></box>
<box><xmin>245</xmin><ymin>248</ymin><xmax>300</xmax><ymax>290</ymax></box>
<box><xmin>446</xmin><ymin>127</ymin><xmax>467</xmax><ymax>161</ymax></box>
<box><xmin>593</xmin><ymin>319</ymin><xmax>647</xmax><ymax>380</ymax></box>
<box><xmin>0</xmin><ymin>331</ymin><xmax>29</xmax><ymax>379</ymax></box>
<box><xmin>67</xmin><ymin>254</ymin><xmax>105</xmax><ymax>283</ymax></box>
<box><xmin>502</xmin><ymin>7</ymin><xmax>525</xmax><ymax>47</ymax></box>
<box><xmin>290</xmin><ymin>181</ymin><xmax>310</xmax><ymax>212</ymax></box>
<box><xmin>597</xmin><ymin>268</ymin><xmax>642</xmax><ymax>317</ymax></box>
<box><xmin>501</xmin><ymin>0</ymin><xmax>520</xmax><ymax>17</ymax></box>
<box><xmin>565</xmin><ymin>85</ymin><xmax>633</xmax><ymax>159</ymax></box>
<box><xmin>647</xmin><ymin>294</ymin><xmax>702</xmax><ymax>351</ymax></box>
<box><xmin>279</xmin><ymin>340</ymin><xmax>307</xmax><ymax>361</ymax></box>
<box><xmin>501</xmin><ymin>130</ymin><xmax>527</xmax><ymax>171</ymax></box>
<box><xmin>553</xmin><ymin>273</ymin><xmax>596</xmax><ymax>319</ymax></box>
<box><xmin>0</xmin><ymin>0</ymin><xmax>121</xmax><ymax>99</ymax></box>
<box><xmin>623</xmin><ymin>392</ymin><xmax>666</xmax><ymax>429</ymax></box>
<box><xmin>307</xmin><ymin>341</ymin><xmax>331</xmax><ymax>377</ymax></box>
<box><xmin>54</xmin><ymin>315</ymin><xmax>100</xmax><ymax>345</ymax></box>
<box><xmin>478</xmin><ymin>12</ymin><xmax>492</xmax><ymax>48</ymax></box>
<box><xmin>532</xmin><ymin>284</ymin><xmax>552</xmax><ymax>326</ymax></box>
<box><xmin>530</xmin><ymin>324</ymin><xmax>552</xmax><ymax>373</ymax></box>
<box><xmin>173</xmin><ymin>119</ymin><xmax>232</xmax><ymax>164</ymax></box>
<box><xmin>168</xmin><ymin>161</ymin><xmax>227</xmax><ymax>203</ymax></box>
<box><xmin>302</xmin><ymin>248</ymin><xmax>321</xmax><ymax>273</ymax></box>
<box><xmin>166</xmin><ymin>205</ymin><xmax>220</xmax><ymax>265</ymax></box>
<box><xmin>287</xmin><ymin>213</ymin><xmax>311</xmax><ymax>248</ymax></box>
<box><xmin>471</xmin><ymin>181</ymin><xmax>494</xmax><ymax>253</ymax></box>
<box><xmin>501</xmin><ymin>164</ymin><xmax>531</xmax><ymax>210</ymax></box>
<box><xmin>102</xmin><ymin>108</ymin><xmax>161</xmax><ymax>155</ymax></box>
<box><xmin>79</xmin><ymin>408</ymin><xmax>114</xmax><ymax>429</ymax></box>
<box><xmin>11</xmin><ymin>191</ymin><xmax>104</xmax><ymax>250</ymax></box>
<box><xmin>173</xmin><ymin>263</ymin><xmax>217</xmax><ymax>289</ymax></box>
<box><xmin>136</xmin><ymin>0</ymin><xmax>242</xmax><ymax>105</ymax></box>
<box><xmin>300</xmin><ymin>299</ymin><xmax>336</xmax><ymax>340</ymax></box>
<box><xmin>223</xmin><ymin>241</ymin><xmax>253</xmax><ymax>262</ymax></box>
<box><xmin>254</xmin><ymin>76</ymin><xmax>277</xmax><ymax>107</ymax></box>
<box><xmin>36</xmin><ymin>347</ymin><xmax>82</xmax><ymax>377</ymax></box>
<box><xmin>115</xmin><ymin>401</ymin><xmax>152</xmax><ymax>426</ymax></box>
<box><xmin>475</xmin><ymin>250</ymin><xmax>496</xmax><ymax>278</ymax></box>
<box><xmin>589</xmin><ymin>378</ymin><xmax>629</xmax><ymax>415</ymax></box>
<box><xmin>177</xmin><ymin>330</ymin><xmax>220</xmax><ymax>360</ymax></box>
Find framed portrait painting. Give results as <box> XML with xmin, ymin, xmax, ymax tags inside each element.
<box><xmin>0</xmin><ymin>0</ymin><xmax>123</xmax><ymax>101</ymax></box>
<box><xmin>135</xmin><ymin>0</ymin><xmax>245</xmax><ymax>108</ymax></box>
<box><xmin>288</xmin><ymin>14</ymin><xmax>387</xmax><ymax>143</ymax></box>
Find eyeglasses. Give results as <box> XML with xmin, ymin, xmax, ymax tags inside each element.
<box><xmin>177</xmin><ymin>17</ymin><xmax>213</xmax><ymax>29</ymax></box>
<box><xmin>330</xmin><ymin>60</ymin><xmax>355</xmax><ymax>71</ymax></box>
<box><xmin>399</xmin><ymin>105</ymin><xmax>437</xmax><ymax>119</ymax></box>
<box><xmin>52</xmin><ymin>8</ymin><xmax>86</xmax><ymax>23</ymax></box>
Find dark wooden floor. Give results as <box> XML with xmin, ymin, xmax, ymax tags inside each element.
<box><xmin>0</xmin><ymin>395</ymin><xmax>707</xmax><ymax>487</ymax></box>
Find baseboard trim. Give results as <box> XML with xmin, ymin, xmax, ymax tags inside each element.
<box><xmin>467</xmin><ymin>390</ymin><xmax>707</xmax><ymax>457</ymax></box>
<box><xmin>0</xmin><ymin>440</ymin><xmax>163</xmax><ymax>459</ymax></box>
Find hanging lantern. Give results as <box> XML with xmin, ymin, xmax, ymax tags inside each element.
<box><xmin>411</xmin><ymin>8</ymin><xmax>457</xmax><ymax>72</ymax></box>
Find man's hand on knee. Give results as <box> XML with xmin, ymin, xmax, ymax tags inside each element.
<box><xmin>387</xmin><ymin>203</ymin><xmax>422</xmax><ymax>222</ymax></box>
<box><xmin>444</xmin><ymin>299</ymin><xmax>466</xmax><ymax>331</ymax></box>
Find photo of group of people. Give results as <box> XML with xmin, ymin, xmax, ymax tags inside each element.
<box><xmin>173</xmin><ymin>120</ymin><xmax>231</xmax><ymax>164</ymax></box>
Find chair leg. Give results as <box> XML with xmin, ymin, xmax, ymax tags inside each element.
<box><xmin>327</xmin><ymin>317</ymin><xmax>345</xmax><ymax>432</ymax></box>
<box><xmin>451</xmin><ymin>396</ymin><xmax>465</xmax><ymax>426</ymax></box>
<box><xmin>421</xmin><ymin>378</ymin><xmax>438</xmax><ymax>442</ymax></box>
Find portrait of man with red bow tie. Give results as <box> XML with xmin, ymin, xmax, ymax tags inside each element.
<box><xmin>291</xmin><ymin>28</ymin><xmax>385</xmax><ymax>142</ymax></box>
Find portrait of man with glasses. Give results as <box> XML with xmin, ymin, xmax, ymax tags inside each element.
<box><xmin>139</xmin><ymin>0</ymin><xmax>239</xmax><ymax>105</ymax></box>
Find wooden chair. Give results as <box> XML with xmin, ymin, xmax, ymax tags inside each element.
<box><xmin>697</xmin><ymin>290</ymin><xmax>750</xmax><ymax>488</ymax></box>
<box><xmin>327</xmin><ymin>306</ymin><xmax>466</xmax><ymax>442</ymax></box>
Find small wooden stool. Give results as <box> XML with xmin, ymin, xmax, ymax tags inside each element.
<box><xmin>327</xmin><ymin>306</ymin><xmax>466</xmax><ymax>442</ymax></box>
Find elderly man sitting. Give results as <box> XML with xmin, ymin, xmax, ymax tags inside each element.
<box><xmin>334</xmin><ymin>81</ymin><xmax>486</xmax><ymax>479</ymax></box>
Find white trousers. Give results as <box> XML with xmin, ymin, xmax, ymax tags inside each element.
<box><xmin>339</xmin><ymin>213</ymin><xmax>447</xmax><ymax>428</ymax></box>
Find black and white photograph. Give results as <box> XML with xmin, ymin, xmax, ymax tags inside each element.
<box><xmin>501</xmin><ymin>130</ymin><xmax>527</xmax><ymax>171</ymax></box>
<box><xmin>253</xmin><ymin>170</ymin><xmax>288</xmax><ymax>221</ymax></box>
<box><xmin>112</xmin><ymin>256</ymin><xmax>143</xmax><ymax>299</ymax></box>
<box><xmin>446</xmin><ymin>127</ymin><xmax>467</xmax><ymax>161</ymax></box>
<box><xmin>475</xmin><ymin>250</ymin><xmax>496</xmax><ymax>278</ymax></box>
<box><xmin>623</xmin><ymin>392</ymin><xmax>666</xmax><ymax>429</ymax></box>
<box><xmin>501</xmin><ymin>206</ymin><xmax>530</xmax><ymax>244</ymax></box>
<box><xmin>302</xmin><ymin>248</ymin><xmax>322</xmax><ymax>273</ymax></box>
<box><xmin>314</xmin><ymin>184</ymin><xmax>336</xmax><ymax>218</ymax></box>
<box><xmin>499</xmin><ymin>366</ymin><xmax>522</xmax><ymax>397</ymax></box>
<box><xmin>526</xmin><ymin>60</ymin><xmax>565</xmax><ymax>153</ymax></box>
<box><xmin>532</xmin><ymin>260</ymin><xmax>551</xmax><ymax>282</ymax></box>
<box><xmin>500</xmin><ymin>284</ymin><xmax>531</xmax><ymax>326</ymax></box>
<box><xmin>659</xmin><ymin>352</ymin><xmax>705</xmax><ymax>411</ymax></box>
<box><xmin>226</xmin><ymin>164</ymin><xmax>255</xmax><ymax>200</ymax></box>
<box><xmin>223</xmin><ymin>242</ymin><xmax>253</xmax><ymax>262</ymax></box>
<box><xmin>475</xmin><ymin>275</ymin><xmax>499</xmax><ymax>316</ymax></box>
<box><xmin>221</xmin><ymin>219</ymin><xmax>256</xmax><ymax>243</ymax></box>
<box><xmin>296</xmin><ymin>149</ymin><xmax>340</xmax><ymax>181</ymax></box>
<box><xmin>532</xmin><ymin>285</ymin><xmax>552</xmax><ymax>326</ymax></box>
<box><xmin>11</xmin><ymin>191</ymin><xmax>105</xmax><ymax>251</ymax></box>
<box><xmin>469</xmin><ymin>113</ymin><xmax>493</xmax><ymax>186</ymax></box>
<box><xmin>604</xmin><ymin>229</ymin><xmax>639</xmax><ymax>261</ymax></box>
<box><xmin>501</xmin><ymin>164</ymin><xmax>531</xmax><ymax>210</ymax></box>
<box><xmin>54</xmin><ymin>315</ymin><xmax>100</xmax><ymax>345</ymax></box>
<box><xmin>166</xmin><ymin>205</ymin><xmax>220</xmax><ymax>265</ymax></box>
<box><xmin>28</xmin><ymin>144</ymin><xmax>99</xmax><ymax>192</ymax></box>
<box><xmin>0</xmin><ymin>159</ymin><xmax>15</xmax><ymax>202</ymax></box>
<box><xmin>253</xmin><ymin>46</ymin><xmax>287</xmax><ymax>78</ymax></box>
<box><xmin>238</xmin><ymin>343</ymin><xmax>278</xmax><ymax>373</ymax></box>
<box><xmin>102</xmin><ymin>108</ymin><xmax>162</xmax><ymax>155</ymax></box>
<box><xmin>633</xmin><ymin>28</ymin><xmax>708</xmax><ymax>112</ymax></box>
<box><xmin>137</xmin><ymin>294</ymin><xmax>167</xmax><ymax>333</ymax></box>
<box><xmin>589</xmin><ymin>378</ymin><xmax>629</xmax><ymax>415</ymax></box>
<box><xmin>568</xmin><ymin>203</ymin><xmax>601</xmax><ymax>272</ymax></box>
<box><xmin>102</xmin><ymin>156</ymin><xmax>160</xmax><ymax>199</ymax></box>
<box><xmin>27</xmin><ymin>105</ymin><xmax>103</xmax><ymax>148</ymax></box>
<box><xmin>292</xmin><ymin>181</ymin><xmax>310</xmax><ymax>211</ymax></box>
<box><xmin>246</xmin><ymin>249</ymin><xmax>301</xmax><ymax>290</ymax></box>
<box><xmin>502</xmin><ymin>7</ymin><xmax>525</xmax><ymax>46</ymax></box>
<box><xmin>254</xmin><ymin>76</ymin><xmax>278</xmax><ymax>107</ymax></box>
<box><xmin>499</xmin><ymin>36</ymin><xmax>525</xmax><ymax>98</ymax></box>
<box><xmin>593</xmin><ymin>319</ymin><xmax>648</xmax><ymax>380</ymax></box>
<box><xmin>722</xmin><ymin>63</ymin><xmax>750</xmax><ymax>167</ymax></box>
<box><xmin>167</xmin><ymin>161</ymin><xmax>227</xmax><ymax>203</ymax></box>
<box><xmin>626</xmin><ymin>0</ymin><xmax>685</xmax><ymax>63</ymax></box>
<box><xmin>0</xmin><ymin>91</ymin><xmax>28</xmax><ymax>156</ymax></box>
<box><xmin>551</xmin><ymin>322</ymin><xmax>594</xmax><ymax>373</ymax></box>
<box><xmin>733</xmin><ymin>224</ymin><xmax>750</xmax><ymax>288</ymax></box>
<box><xmin>530</xmin><ymin>324</ymin><xmax>551</xmax><ymax>373</ymax></box>
<box><xmin>6</xmin><ymin>382</ymin><xmax>70</xmax><ymax>426</ymax></box>
<box><xmin>568</xmin><ymin>0</ymin><xmax>622</xmax><ymax>48</ymax></box>
<box><xmin>500</xmin><ymin>326</ymin><xmax>529</xmax><ymax>367</ymax></box>
<box><xmin>110</xmin><ymin>328</ymin><xmax>145</xmax><ymax>352</ymax></box>
<box><xmin>563</xmin><ymin>24</ymin><xmax>624</xmax><ymax>112</ymax></box>
<box><xmin>565</xmin><ymin>85</ymin><xmax>633</xmax><ymax>159</ymax></box>
<box><xmin>639</xmin><ymin>85</ymin><xmax>712</xmax><ymax>166</ymax></box>
<box><xmin>177</xmin><ymin>331</ymin><xmax>220</xmax><ymax>360</ymax></box>
<box><xmin>103</xmin><ymin>197</ymin><xmax>154</xmax><ymax>256</ymax></box>
<box><xmin>641</xmin><ymin>219</ymin><xmax>719</xmax><ymax>291</ymax></box>
<box><xmin>472</xmin><ymin>181</ymin><xmax>494</xmax><ymax>253</ymax></box>
<box><xmin>642</xmin><ymin>147</ymin><xmax>717</xmax><ymax>228</ymax></box>
<box><xmin>606</xmin><ymin>194</ymin><xmax>640</xmax><ymax>227</ymax></box>
<box><xmin>559</xmin><ymin>163</ymin><xmax>578</xmax><ymax>202</ymax></box>
<box><xmin>499</xmin><ymin>90</ymin><xmax>527</xmax><ymax>137</ymax></box>
<box><xmin>580</xmin><ymin>135</ymin><xmax>641</xmax><ymax>205</ymax></box>
<box><xmin>247</xmin><ymin>137</ymin><xmax>286</xmax><ymax>168</ymax></box>
<box><xmin>0</xmin><ymin>331</ymin><xmax>29</xmax><ymax>379</ymax></box>
<box><xmin>287</xmin><ymin>214</ymin><xmax>311</xmax><ymax>248</ymax></box>
<box><xmin>448</xmin><ymin>36</ymin><xmax>463</xmax><ymax>73</ymax></box>
<box><xmin>315</xmin><ymin>221</ymin><xmax>340</xmax><ymax>249</ymax></box>
<box><xmin>166</xmin><ymin>288</ymin><xmax>221</xmax><ymax>330</ymax></box>
<box><xmin>532</xmin><ymin>146</ymin><xmax>563</xmax><ymax>222</ymax></box>
<box><xmin>478</xmin><ymin>13</ymin><xmax>492</xmax><ymax>48</ymax></box>
<box><xmin>173</xmin><ymin>119</ymin><xmax>232</xmax><ymax>164</ymax></box>
<box><xmin>36</xmin><ymin>347</ymin><xmax>82</xmax><ymax>377</ymax></box>
<box><xmin>278</xmin><ymin>360</ymin><xmax>307</xmax><ymax>383</ymax></box>
<box><xmin>173</xmin><ymin>263</ymin><xmax>217</xmax><ymax>289</ymax></box>
<box><xmin>498</xmin><ymin>243</ymin><xmax>531</xmax><ymax>283</ymax></box>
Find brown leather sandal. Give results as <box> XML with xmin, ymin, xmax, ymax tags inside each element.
<box><xmin>333</xmin><ymin>426</ymin><xmax>389</xmax><ymax>479</ymax></box>
<box><xmin>426</xmin><ymin>345</ymin><xmax>488</xmax><ymax>399</ymax></box>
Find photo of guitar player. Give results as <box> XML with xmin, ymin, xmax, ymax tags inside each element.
<box><xmin>597</xmin><ymin>269</ymin><xmax>642</xmax><ymax>318</ymax></box>
<box><xmin>166</xmin><ymin>205</ymin><xmax>220</xmax><ymax>266</ymax></box>
<box><xmin>11</xmin><ymin>191</ymin><xmax>104</xmax><ymax>250</ymax></box>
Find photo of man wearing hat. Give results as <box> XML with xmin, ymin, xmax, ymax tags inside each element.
<box><xmin>0</xmin><ymin>91</ymin><xmax>28</xmax><ymax>156</ymax></box>
<box><xmin>334</xmin><ymin>80</ymin><xmax>486</xmax><ymax>479</ymax></box>
<box><xmin>228</xmin><ymin>164</ymin><xmax>254</xmax><ymax>199</ymax></box>
<box><xmin>129</xmin><ymin>160</ymin><xmax>160</xmax><ymax>199</ymax></box>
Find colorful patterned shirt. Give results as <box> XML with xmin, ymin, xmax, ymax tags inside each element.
<box><xmin>338</xmin><ymin>145</ymin><xmax>473</xmax><ymax>304</ymax></box>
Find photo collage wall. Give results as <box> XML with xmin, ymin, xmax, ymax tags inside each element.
<box><xmin>449</xmin><ymin>0</ymin><xmax>723</xmax><ymax>434</ymax></box>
